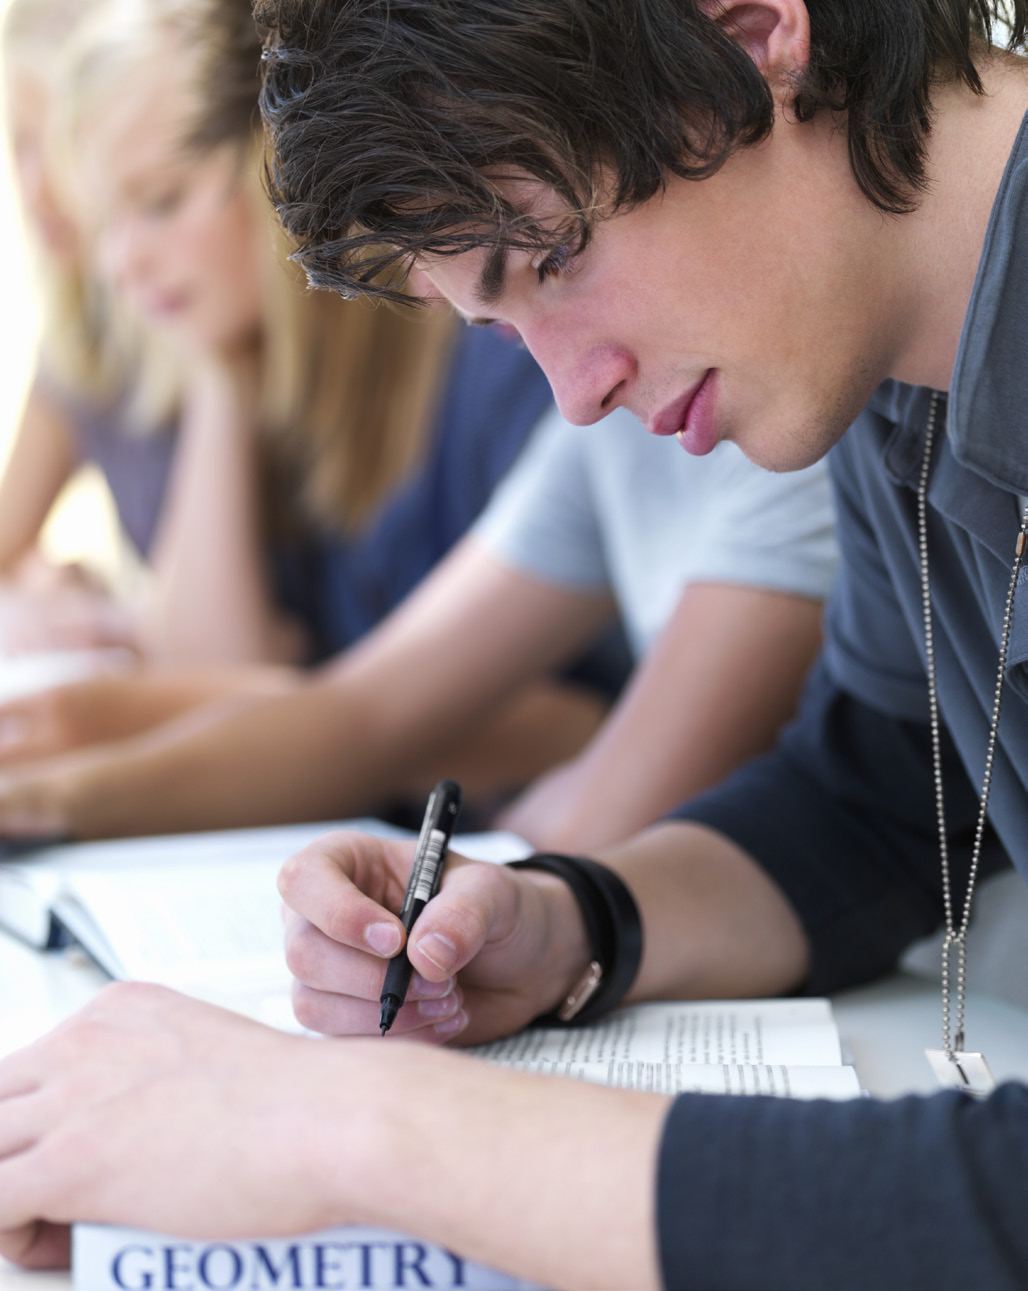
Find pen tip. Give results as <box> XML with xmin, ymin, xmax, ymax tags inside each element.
<box><xmin>379</xmin><ymin>999</ymin><xmax>397</xmax><ymax>1035</ymax></box>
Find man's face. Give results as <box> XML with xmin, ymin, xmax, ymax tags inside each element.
<box><xmin>422</xmin><ymin>114</ymin><xmax>902</xmax><ymax>473</ymax></box>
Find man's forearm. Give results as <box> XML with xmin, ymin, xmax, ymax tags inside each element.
<box><xmin>0</xmin><ymin>988</ymin><xmax>665</xmax><ymax>1289</ymax></box>
<box><xmin>597</xmin><ymin>820</ymin><xmax>811</xmax><ymax>1002</ymax></box>
<box><xmin>331</xmin><ymin>1042</ymin><xmax>665</xmax><ymax>1291</ymax></box>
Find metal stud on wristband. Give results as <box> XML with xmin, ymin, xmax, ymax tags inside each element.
<box><xmin>508</xmin><ymin>853</ymin><xmax>643</xmax><ymax>1026</ymax></box>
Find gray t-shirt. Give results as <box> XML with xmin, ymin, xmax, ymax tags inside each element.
<box><xmin>474</xmin><ymin>404</ymin><xmax>838</xmax><ymax>658</ymax></box>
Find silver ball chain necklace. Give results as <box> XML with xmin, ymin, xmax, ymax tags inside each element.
<box><xmin>918</xmin><ymin>390</ymin><xmax>1028</xmax><ymax>1096</ymax></box>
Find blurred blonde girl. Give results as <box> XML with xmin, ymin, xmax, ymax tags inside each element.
<box><xmin>0</xmin><ymin>0</ymin><xmax>606</xmax><ymax>795</ymax></box>
<box><xmin>0</xmin><ymin>0</ymin><xmax>179</xmax><ymax>656</ymax></box>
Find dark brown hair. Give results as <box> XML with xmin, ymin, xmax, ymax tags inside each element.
<box><xmin>254</xmin><ymin>0</ymin><xmax>1027</xmax><ymax>302</ymax></box>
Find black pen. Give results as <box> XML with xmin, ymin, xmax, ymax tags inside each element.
<box><xmin>379</xmin><ymin>779</ymin><xmax>463</xmax><ymax>1035</ymax></box>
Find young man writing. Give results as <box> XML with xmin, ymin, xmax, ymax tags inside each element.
<box><xmin>1</xmin><ymin>1</ymin><xmax>1027</xmax><ymax>1287</ymax></box>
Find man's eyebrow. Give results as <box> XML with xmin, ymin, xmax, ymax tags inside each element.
<box><xmin>474</xmin><ymin>242</ymin><xmax>510</xmax><ymax>308</ymax></box>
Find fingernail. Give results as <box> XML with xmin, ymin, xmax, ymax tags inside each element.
<box><xmin>434</xmin><ymin>1009</ymin><xmax>468</xmax><ymax>1038</ymax></box>
<box><xmin>414</xmin><ymin>932</ymin><xmax>457</xmax><ymax>973</ymax></box>
<box><xmin>364</xmin><ymin>922</ymin><xmax>401</xmax><ymax>956</ymax></box>
<box><xmin>410</xmin><ymin>974</ymin><xmax>453</xmax><ymax>1000</ymax></box>
<box><xmin>417</xmin><ymin>993</ymin><xmax>459</xmax><ymax>1020</ymax></box>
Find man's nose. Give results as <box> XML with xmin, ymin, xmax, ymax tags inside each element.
<box><xmin>526</xmin><ymin>332</ymin><xmax>636</xmax><ymax>426</ymax></box>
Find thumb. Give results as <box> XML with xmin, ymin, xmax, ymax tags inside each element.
<box><xmin>404</xmin><ymin>858</ymin><xmax>520</xmax><ymax>982</ymax></box>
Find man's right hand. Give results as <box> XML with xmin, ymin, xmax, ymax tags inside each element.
<box><xmin>278</xmin><ymin>830</ymin><xmax>593</xmax><ymax>1046</ymax></box>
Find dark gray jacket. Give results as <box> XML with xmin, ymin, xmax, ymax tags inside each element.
<box><xmin>660</xmin><ymin>114</ymin><xmax>1028</xmax><ymax>1289</ymax></box>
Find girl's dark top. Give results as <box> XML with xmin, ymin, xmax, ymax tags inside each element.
<box><xmin>271</xmin><ymin>324</ymin><xmax>554</xmax><ymax>661</ymax></box>
<box><xmin>68</xmin><ymin>394</ymin><xmax>176</xmax><ymax>559</ymax></box>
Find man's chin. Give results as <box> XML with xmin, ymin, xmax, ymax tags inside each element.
<box><xmin>730</xmin><ymin>397</ymin><xmax>869</xmax><ymax>474</ymax></box>
<box><xmin>735</xmin><ymin>440</ymin><xmax>838</xmax><ymax>474</ymax></box>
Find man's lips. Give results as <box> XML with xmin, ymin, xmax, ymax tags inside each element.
<box><xmin>646</xmin><ymin>371</ymin><xmax>714</xmax><ymax>437</ymax></box>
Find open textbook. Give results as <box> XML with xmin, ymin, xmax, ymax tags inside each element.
<box><xmin>0</xmin><ymin>823</ymin><xmax>861</xmax><ymax>1096</ymax></box>
<box><xmin>0</xmin><ymin>820</ymin><xmax>530</xmax><ymax>1028</ymax></box>
<box><xmin>2</xmin><ymin>822</ymin><xmax>862</xmax><ymax>1288</ymax></box>
<box><xmin>73</xmin><ymin>1225</ymin><xmax>543</xmax><ymax>1291</ymax></box>
<box><xmin>72</xmin><ymin>999</ymin><xmax>859</xmax><ymax>1289</ymax></box>
<box><xmin>471</xmin><ymin>997</ymin><xmax>860</xmax><ymax>1098</ymax></box>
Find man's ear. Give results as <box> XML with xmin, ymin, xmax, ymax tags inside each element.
<box><xmin>699</xmin><ymin>1</ymin><xmax>810</xmax><ymax>90</ymax></box>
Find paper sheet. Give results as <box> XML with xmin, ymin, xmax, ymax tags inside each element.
<box><xmin>473</xmin><ymin>998</ymin><xmax>843</xmax><ymax>1068</ymax></box>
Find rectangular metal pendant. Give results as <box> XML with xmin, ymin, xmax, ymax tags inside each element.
<box><xmin>925</xmin><ymin>1048</ymin><xmax>996</xmax><ymax>1096</ymax></box>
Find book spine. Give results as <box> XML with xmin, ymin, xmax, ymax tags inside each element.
<box><xmin>72</xmin><ymin>1223</ymin><xmax>542</xmax><ymax>1290</ymax></box>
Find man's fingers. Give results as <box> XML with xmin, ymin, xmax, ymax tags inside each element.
<box><xmin>0</xmin><ymin>1148</ymin><xmax>71</xmax><ymax>1270</ymax></box>
<box><xmin>283</xmin><ymin>914</ymin><xmax>388</xmax><ymax>998</ymax></box>
<box><xmin>290</xmin><ymin>979</ymin><xmax>466</xmax><ymax>1039</ymax></box>
<box><xmin>405</xmin><ymin>860</ymin><xmax>521</xmax><ymax>983</ymax></box>
<box><xmin>0</xmin><ymin>1043</ymin><xmax>42</xmax><ymax>1102</ymax></box>
<box><xmin>283</xmin><ymin>913</ymin><xmax>454</xmax><ymax>1002</ymax></box>
<box><xmin>0</xmin><ymin>1220</ymin><xmax>71</xmax><ymax>1271</ymax></box>
<box><xmin>0</xmin><ymin>1095</ymin><xmax>42</xmax><ymax>1162</ymax></box>
<box><xmin>278</xmin><ymin>833</ymin><xmax>411</xmax><ymax>955</ymax></box>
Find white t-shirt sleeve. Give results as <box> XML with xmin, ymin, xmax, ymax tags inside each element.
<box><xmin>474</xmin><ymin>404</ymin><xmax>839</xmax><ymax>660</ymax></box>
<box><xmin>472</xmin><ymin>404</ymin><xmax>612</xmax><ymax>591</ymax></box>
<box><xmin>576</xmin><ymin>414</ymin><xmax>839</xmax><ymax>657</ymax></box>
<box><xmin>673</xmin><ymin>442</ymin><xmax>838</xmax><ymax>601</ymax></box>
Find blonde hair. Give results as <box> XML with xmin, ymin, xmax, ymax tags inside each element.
<box><xmin>2</xmin><ymin>0</ymin><xmax>182</xmax><ymax>428</ymax></box>
<box><xmin>261</xmin><ymin>215</ymin><xmax>456</xmax><ymax>532</ymax></box>
<box><xmin>55</xmin><ymin>0</ymin><xmax>455</xmax><ymax>532</ymax></box>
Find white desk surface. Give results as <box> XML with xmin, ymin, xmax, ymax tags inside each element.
<box><xmin>3</xmin><ymin>931</ymin><xmax>1028</xmax><ymax>1288</ymax></box>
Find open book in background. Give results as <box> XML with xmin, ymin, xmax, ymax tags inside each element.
<box><xmin>0</xmin><ymin>820</ymin><xmax>531</xmax><ymax>1028</ymax></box>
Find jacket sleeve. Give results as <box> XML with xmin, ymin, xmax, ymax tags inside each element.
<box><xmin>670</xmin><ymin>660</ymin><xmax>1009</xmax><ymax>994</ymax></box>
<box><xmin>657</xmin><ymin>1082</ymin><xmax>1028</xmax><ymax>1291</ymax></box>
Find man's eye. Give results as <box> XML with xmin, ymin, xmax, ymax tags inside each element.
<box><xmin>535</xmin><ymin>243</ymin><xmax>571</xmax><ymax>283</ymax></box>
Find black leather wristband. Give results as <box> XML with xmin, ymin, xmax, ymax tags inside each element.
<box><xmin>508</xmin><ymin>852</ymin><xmax>643</xmax><ymax>1026</ymax></box>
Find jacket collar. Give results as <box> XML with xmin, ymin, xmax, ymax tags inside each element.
<box><xmin>950</xmin><ymin>111</ymin><xmax>1028</xmax><ymax>495</ymax></box>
